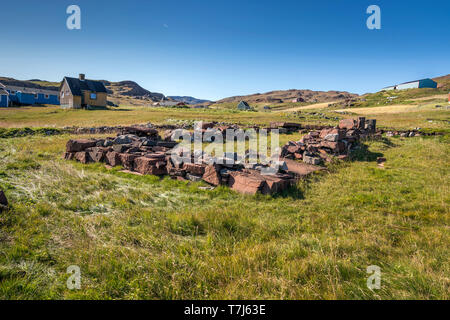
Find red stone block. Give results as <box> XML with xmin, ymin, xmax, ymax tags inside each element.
<box><xmin>66</xmin><ymin>139</ymin><xmax>97</xmax><ymax>152</ymax></box>
<box><xmin>228</xmin><ymin>171</ymin><xmax>267</xmax><ymax>195</ymax></box>
<box><xmin>339</xmin><ymin>119</ymin><xmax>357</xmax><ymax>130</ymax></box>
<box><xmin>202</xmin><ymin>164</ymin><xmax>221</xmax><ymax>186</ymax></box>
<box><xmin>183</xmin><ymin>163</ymin><xmax>206</xmax><ymax>175</ymax></box>
<box><xmin>119</xmin><ymin>153</ymin><xmax>138</xmax><ymax>170</ymax></box>
<box><xmin>74</xmin><ymin>152</ymin><xmax>91</xmax><ymax>164</ymax></box>
<box><xmin>105</xmin><ymin>151</ymin><xmax>121</xmax><ymax>167</ymax></box>
<box><xmin>134</xmin><ymin>157</ymin><xmax>167</xmax><ymax>175</ymax></box>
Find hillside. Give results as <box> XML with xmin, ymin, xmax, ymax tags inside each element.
<box><xmin>167</xmin><ymin>96</ymin><xmax>212</xmax><ymax>105</ymax></box>
<box><xmin>101</xmin><ymin>80</ymin><xmax>165</xmax><ymax>102</ymax></box>
<box><xmin>24</xmin><ymin>77</ymin><xmax>210</xmax><ymax>106</ymax></box>
<box><xmin>0</xmin><ymin>77</ymin><xmax>59</xmax><ymax>91</ymax></box>
<box><xmin>214</xmin><ymin>89</ymin><xmax>359</xmax><ymax>106</ymax></box>
<box><xmin>433</xmin><ymin>74</ymin><xmax>450</xmax><ymax>90</ymax></box>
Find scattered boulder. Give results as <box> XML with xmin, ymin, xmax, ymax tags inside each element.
<box><xmin>134</xmin><ymin>157</ymin><xmax>167</xmax><ymax>175</ymax></box>
<box><xmin>105</xmin><ymin>151</ymin><xmax>121</xmax><ymax>166</ymax></box>
<box><xmin>74</xmin><ymin>151</ymin><xmax>91</xmax><ymax>164</ymax></box>
<box><xmin>119</xmin><ymin>153</ymin><xmax>138</xmax><ymax>170</ymax></box>
<box><xmin>303</xmin><ymin>155</ymin><xmax>322</xmax><ymax>165</ymax></box>
<box><xmin>202</xmin><ymin>164</ymin><xmax>221</xmax><ymax>186</ymax></box>
<box><xmin>183</xmin><ymin>163</ymin><xmax>206</xmax><ymax>176</ymax></box>
<box><xmin>228</xmin><ymin>171</ymin><xmax>267</xmax><ymax>195</ymax></box>
<box><xmin>66</xmin><ymin>139</ymin><xmax>97</xmax><ymax>152</ymax></box>
<box><xmin>338</xmin><ymin>119</ymin><xmax>357</xmax><ymax>130</ymax></box>
<box><xmin>113</xmin><ymin>135</ymin><xmax>133</xmax><ymax>145</ymax></box>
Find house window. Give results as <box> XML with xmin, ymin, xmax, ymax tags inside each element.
<box><xmin>45</xmin><ymin>94</ymin><xmax>49</xmax><ymax>99</ymax></box>
<box><xmin>90</xmin><ymin>93</ymin><xmax>97</xmax><ymax>100</ymax></box>
<box><xmin>34</xmin><ymin>93</ymin><xmax>38</xmax><ymax>99</ymax></box>
<box><xmin>10</xmin><ymin>90</ymin><xmax>15</xmax><ymax>95</ymax></box>
<box><xmin>61</xmin><ymin>92</ymin><xmax>65</xmax><ymax>98</ymax></box>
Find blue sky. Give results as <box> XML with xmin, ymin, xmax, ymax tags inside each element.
<box><xmin>1</xmin><ymin>0</ymin><xmax>449</xmax><ymax>100</ymax></box>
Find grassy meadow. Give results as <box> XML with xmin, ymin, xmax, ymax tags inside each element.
<box><xmin>0</xmin><ymin>87</ymin><xmax>449</xmax><ymax>299</ymax></box>
<box><xmin>0</xmin><ymin>132</ymin><xmax>449</xmax><ymax>299</ymax></box>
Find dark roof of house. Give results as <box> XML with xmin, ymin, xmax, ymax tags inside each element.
<box><xmin>238</xmin><ymin>101</ymin><xmax>250</xmax><ymax>107</ymax></box>
<box><xmin>63</xmin><ymin>77</ymin><xmax>107</xmax><ymax>96</ymax></box>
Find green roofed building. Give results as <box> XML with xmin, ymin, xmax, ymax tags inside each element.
<box><xmin>237</xmin><ymin>101</ymin><xmax>251</xmax><ymax>110</ymax></box>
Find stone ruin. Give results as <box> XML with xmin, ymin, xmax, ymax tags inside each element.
<box><xmin>281</xmin><ymin>117</ymin><xmax>377</xmax><ymax>164</ymax></box>
<box><xmin>62</xmin><ymin>118</ymin><xmax>378</xmax><ymax>196</ymax></box>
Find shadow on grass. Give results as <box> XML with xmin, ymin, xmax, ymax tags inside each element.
<box><xmin>272</xmin><ymin>185</ymin><xmax>305</xmax><ymax>200</ymax></box>
<box><xmin>350</xmin><ymin>142</ymin><xmax>384</xmax><ymax>162</ymax></box>
<box><xmin>107</xmin><ymin>108</ymin><xmax>133</xmax><ymax>112</ymax></box>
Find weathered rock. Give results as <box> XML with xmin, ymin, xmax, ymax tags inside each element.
<box><xmin>63</xmin><ymin>152</ymin><xmax>75</xmax><ymax>160</ymax></box>
<box><xmin>364</xmin><ymin>119</ymin><xmax>376</xmax><ymax>133</ymax></box>
<box><xmin>88</xmin><ymin>147</ymin><xmax>109</xmax><ymax>163</ymax></box>
<box><xmin>156</xmin><ymin>141</ymin><xmax>178</xmax><ymax>148</ymax></box>
<box><xmin>202</xmin><ymin>164</ymin><xmax>221</xmax><ymax>186</ymax></box>
<box><xmin>339</xmin><ymin>119</ymin><xmax>357</xmax><ymax>130</ymax></box>
<box><xmin>357</xmin><ymin>117</ymin><xmax>366</xmax><ymax>129</ymax></box>
<box><xmin>105</xmin><ymin>151</ymin><xmax>121</xmax><ymax>166</ymax></box>
<box><xmin>261</xmin><ymin>174</ymin><xmax>294</xmax><ymax>195</ymax></box>
<box><xmin>113</xmin><ymin>135</ymin><xmax>133</xmax><ymax>145</ymax></box>
<box><xmin>303</xmin><ymin>155</ymin><xmax>322</xmax><ymax>165</ymax></box>
<box><xmin>112</xmin><ymin>144</ymin><xmax>129</xmax><ymax>153</ymax></box>
<box><xmin>103</xmin><ymin>139</ymin><xmax>114</xmax><ymax>147</ymax></box>
<box><xmin>119</xmin><ymin>153</ymin><xmax>138</xmax><ymax>170</ymax></box>
<box><xmin>66</xmin><ymin>139</ymin><xmax>97</xmax><ymax>152</ymax></box>
<box><xmin>74</xmin><ymin>152</ymin><xmax>91</xmax><ymax>164</ymax></box>
<box><xmin>186</xmin><ymin>173</ymin><xmax>203</xmax><ymax>182</ymax></box>
<box><xmin>122</xmin><ymin>126</ymin><xmax>158</xmax><ymax>137</ymax></box>
<box><xmin>228</xmin><ymin>171</ymin><xmax>267</xmax><ymax>195</ymax></box>
<box><xmin>183</xmin><ymin>163</ymin><xmax>206</xmax><ymax>175</ymax></box>
<box><xmin>134</xmin><ymin>157</ymin><xmax>167</xmax><ymax>175</ymax></box>
<box><xmin>282</xmin><ymin>158</ymin><xmax>323</xmax><ymax>176</ymax></box>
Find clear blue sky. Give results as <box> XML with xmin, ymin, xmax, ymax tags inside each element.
<box><xmin>1</xmin><ymin>0</ymin><xmax>449</xmax><ymax>100</ymax></box>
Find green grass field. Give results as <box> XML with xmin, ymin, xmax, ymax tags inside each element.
<box><xmin>0</xmin><ymin>87</ymin><xmax>449</xmax><ymax>299</ymax></box>
<box><xmin>0</xmin><ymin>133</ymin><xmax>448</xmax><ymax>299</ymax></box>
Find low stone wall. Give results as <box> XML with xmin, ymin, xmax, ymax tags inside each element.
<box><xmin>281</xmin><ymin>117</ymin><xmax>378</xmax><ymax>164</ymax></box>
<box><xmin>62</xmin><ymin>125</ymin><xmax>324</xmax><ymax>195</ymax></box>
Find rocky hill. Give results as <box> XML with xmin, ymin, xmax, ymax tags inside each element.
<box><xmin>214</xmin><ymin>89</ymin><xmax>359</xmax><ymax>105</ymax></box>
<box><xmin>433</xmin><ymin>74</ymin><xmax>450</xmax><ymax>90</ymax></box>
<box><xmin>101</xmin><ymin>80</ymin><xmax>165</xmax><ymax>102</ymax></box>
<box><xmin>167</xmin><ymin>96</ymin><xmax>212</xmax><ymax>105</ymax></box>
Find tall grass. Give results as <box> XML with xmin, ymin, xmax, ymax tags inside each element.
<box><xmin>0</xmin><ymin>134</ymin><xmax>448</xmax><ymax>299</ymax></box>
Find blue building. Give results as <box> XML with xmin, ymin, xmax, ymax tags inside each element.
<box><xmin>0</xmin><ymin>80</ymin><xmax>60</xmax><ymax>106</ymax></box>
<box><xmin>0</xmin><ymin>89</ymin><xmax>9</xmax><ymax>107</ymax></box>
<box><xmin>382</xmin><ymin>78</ymin><xmax>438</xmax><ymax>91</ymax></box>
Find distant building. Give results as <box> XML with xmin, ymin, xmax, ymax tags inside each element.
<box><xmin>60</xmin><ymin>74</ymin><xmax>107</xmax><ymax>109</ymax></box>
<box><xmin>291</xmin><ymin>97</ymin><xmax>304</xmax><ymax>103</ymax></box>
<box><xmin>0</xmin><ymin>88</ymin><xmax>9</xmax><ymax>107</ymax></box>
<box><xmin>237</xmin><ymin>101</ymin><xmax>251</xmax><ymax>110</ymax></box>
<box><xmin>0</xmin><ymin>80</ymin><xmax>59</xmax><ymax>106</ymax></box>
<box><xmin>382</xmin><ymin>78</ymin><xmax>437</xmax><ymax>91</ymax></box>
